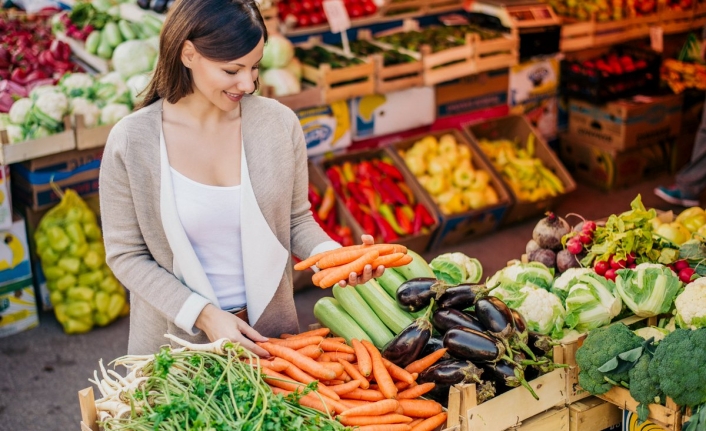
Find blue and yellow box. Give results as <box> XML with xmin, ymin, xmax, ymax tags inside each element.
<box><xmin>0</xmin><ymin>215</ymin><xmax>37</xmax><ymax>338</ymax></box>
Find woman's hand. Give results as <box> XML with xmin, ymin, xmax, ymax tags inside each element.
<box><xmin>338</xmin><ymin>234</ymin><xmax>385</xmax><ymax>287</ymax></box>
<box><xmin>195</xmin><ymin>304</ymin><xmax>270</xmax><ymax>357</ymax></box>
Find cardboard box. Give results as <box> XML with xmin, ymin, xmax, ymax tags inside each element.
<box><xmin>560</xmin><ymin>136</ymin><xmax>672</xmax><ymax>190</ymax></box>
<box><xmin>0</xmin><ymin>215</ymin><xmax>36</xmax><ymax>338</ymax></box>
<box><xmin>622</xmin><ymin>410</ymin><xmax>668</xmax><ymax>431</ymax></box>
<box><xmin>0</xmin><ymin>286</ymin><xmax>38</xmax><ymax>338</ymax></box>
<box><xmin>297</xmin><ymin>101</ymin><xmax>353</xmax><ymax>158</ymax></box>
<box><xmin>11</xmin><ymin>166</ymin><xmax>100</xmax><ymax>211</ymax></box>
<box><xmin>568</xmin><ymin>94</ymin><xmax>683</xmax><ymax>151</ymax></box>
<box><xmin>465</xmin><ymin>115</ymin><xmax>577</xmax><ymax>226</ymax></box>
<box><xmin>434</xmin><ymin>69</ymin><xmax>510</xmax><ymax>119</ymax></box>
<box><xmin>509</xmin><ymin>55</ymin><xmax>561</xmax><ymax>107</ymax></box>
<box><xmin>510</xmin><ymin>95</ymin><xmax>560</xmax><ymax>141</ymax></box>
<box><xmin>387</xmin><ymin>129</ymin><xmax>512</xmax><ymax>250</ymax></box>
<box><xmin>20</xmin><ymin>147</ymin><xmax>104</xmax><ymax>172</ymax></box>
<box><xmin>0</xmin><ymin>165</ymin><xmax>13</xmax><ymax>231</ymax></box>
<box><xmin>569</xmin><ymin>397</ymin><xmax>622</xmax><ymax>431</ymax></box>
<box><xmin>350</xmin><ymin>87</ymin><xmax>436</xmax><ymax>141</ymax></box>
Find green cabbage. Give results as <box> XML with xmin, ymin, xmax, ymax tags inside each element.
<box><xmin>261</xmin><ymin>34</ymin><xmax>294</xmax><ymax>69</ymax></box>
<box><xmin>615</xmin><ymin>263</ymin><xmax>683</xmax><ymax>317</ymax></box>
<box><xmin>429</xmin><ymin>253</ymin><xmax>483</xmax><ymax>285</ymax></box>
<box><xmin>564</xmin><ymin>273</ymin><xmax>622</xmax><ymax>332</ymax></box>
<box><xmin>112</xmin><ymin>40</ymin><xmax>158</xmax><ymax>79</ymax></box>
<box><xmin>491</xmin><ymin>282</ymin><xmax>565</xmax><ymax>336</ymax></box>
<box><xmin>487</xmin><ymin>262</ymin><xmax>554</xmax><ymax>291</ymax></box>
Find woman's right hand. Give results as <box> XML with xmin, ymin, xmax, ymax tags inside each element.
<box><xmin>195</xmin><ymin>304</ymin><xmax>270</xmax><ymax>357</ymax></box>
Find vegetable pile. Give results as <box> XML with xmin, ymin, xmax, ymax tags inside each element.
<box><xmin>260</xmin><ymin>34</ymin><xmax>302</xmax><ymax>97</ymax></box>
<box><xmin>34</xmin><ymin>189</ymin><xmax>128</xmax><ymax>334</ymax></box>
<box><xmin>325</xmin><ymin>158</ymin><xmax>436</xmax><ymax>243</ymax></box>
<box><xmin>308</xmin><ymin>183</ymin><xmax>355</xmax><ymax>247</ymax></box>
<box><xmin>278</xmin><ymin>0</ymin><xmax>377</xmax><ymax>29</ymax></box>
<box><xmin>3</xmin><ymin>85</ymin><xmax>69</xmax><ymax>143</ymax></box>
<box><xmin>377</xmin><ymin>25</ymin><xmax>502</xmax><ymax>54</ymax></box>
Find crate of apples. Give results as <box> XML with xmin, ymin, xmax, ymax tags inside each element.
<box><xmin>278</xmin><ymin>0</ymin><xmax>377</xmax><ymax>29</ymax></box>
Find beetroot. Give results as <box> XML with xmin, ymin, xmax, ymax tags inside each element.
<box><xmin>532</xmin><ymin>212</ymin><xmax>571</xmax><ymax>251</ymax></box>
<box><xmin>528</xmin><ymin>248</ymin><xmax>557</xmax><ymax>269</ymax></box>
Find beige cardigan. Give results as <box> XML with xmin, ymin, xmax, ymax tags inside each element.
<box><xmin>99</xmin><ymin>96</ymin><xmax>338</xmax><ymax>355</ymax></box>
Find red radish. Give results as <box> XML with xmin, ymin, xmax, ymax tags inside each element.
<box><xmin>578</xmin><ymin>233</ymin><xmax>592</xmax><ymax>245</ymax></box>
<box><xmin>674</xmin><ymin>260</ymin><xmax>690</xmax><ymax>271</ymax></box>
<box><xmin>668</xmin><ymin>264</ymin><xmax>677</xmax><ymax>273</ymax></box>
<box><xmin>582</xmin><ymin>221</ymin><xmax>597</xmax><ymax>233</ymax></box>
<box><xmin>679</xmin><ymin>268</ymin><xmax>696</xmax><ymax>283</ymax></box>
<box><xmin>594</xmin><ymin>260</ymin><xmax>609</xmax><ymax>276</ymax></box>
<box><xmin>604</xmin><ymin>268</ymin><xmax>617</xmax><ymax>281</ymax></box>
<box><xmin>628</xmin><ymin>263</ymin><xmax>637</xmax><ymax>269</ymax></box>
<box><xmin>626</xmin><ymin>252</ymin><xmax>636</xmax><ymax>264</ymax></box>
<box><xmin>609</xmin><ymin>255</ymin><xmax>626</xmax><ymax>270</ymax></box>
<box><xmin>567</xmin><ymin>238</ymin><xmax>583</xmax><ymax>255</ymax></box>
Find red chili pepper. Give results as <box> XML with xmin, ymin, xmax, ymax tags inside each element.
<box><xmin>397</xmin><ymin>181</ymin><xmax>416</xmax><ymax>205</ymax></box>
<box><xmin>412</xmin><ymin>205</ymin><xmax>424</xmax><ymax>235</ymax></box>
<box><xmin>346</xmin><ymin>182</ymin><xmax>367</xmax><ymax>204</ymax></box>
<box><xmin>359</xmin><ymin>184</ymin><xmax>381</xmax><ymax>210</ymax></box>
<box><xmin>326</xmin><ymin>166</ymin><xmax>345</xmax><ymax>196</ymax></box>
<box><xmin>381</xmin><ymin>177</ymin><xmax>409</xmax><ymax>206</ymax></box>
<box><xmin>377</xmin><ymin>160</ymin><xmax>405</xmax><ymax>181</ymax></box>
<box><xmin>371</xmin><ymin>179</ymin><xmax>395</xmax><ymax>205</ymax></box>
<box><xmin>326</xmin><ymin>205</ymin><xmax>337</xmax><ymax>231</ymax></box>
<box><xmin>337</xmin><ymin>226</ymin><xmax>354</xmax><ymax>247</ymax></box>
<box><xmin>317</xmin><ymin>186</ymin><xmax>336</xmax><ymax>221</ymax></box>
<box><xmin>345</xmin><ymin>197</ymin><xmax>363</xmax><ymax>223</ymax></box>
<box><xmin>308</xmin><ymin>184</ymin><xmax>322</xmax><ymax>208</ymax></box>
<box><xmin>369</xmin><ymin>211</ymin><xmax>399</xmax><ymax>243</ymax></box>
<box><xmin>395</xmin><ymin>206</ymin><xmax>414</xmax><ymax>235</ymax></box>
<box><xmin>415</xmin><ymin>203</ymin><xmax>435</xmax><ymax>227</ymax></box>
<box><xmin>357</xmin><ymin>160</ymin><xmax>376</xmax><ymax>180</ymax></box>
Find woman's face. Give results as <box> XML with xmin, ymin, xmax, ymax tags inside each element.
<box><xmin>183</xmin><ymin>37</ymin><xmax>265</xmax><ymax>112</ymax></box>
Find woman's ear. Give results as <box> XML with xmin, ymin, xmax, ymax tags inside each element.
<box><xmin>181</xmin><ymin>40</ymin><xmax>196</xmax><ymax>68</ymax></box>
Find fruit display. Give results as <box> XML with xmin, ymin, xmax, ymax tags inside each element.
<box><xmin>376</xmin><ymin>25</ymin><xmax>501</xmax><ymax>54</ymax></box>
<box><xmin>295</xmin><ymin>46</ymin><xmax>366</xmax><ymax>70</ymax></box>
<box><xmin>477</xmin><ymin>135</ymin><xmax>566</xmax><ymax>202</ymax></box>
<box><xmin>333</xmin><ymin>39</ymin><xmax>416</xmax><ymax>67</ymax></box>
<box><xmin>324</xmin><ymin>157</ymin><xmax>437</xmax><ymax>243</ymax></box>
<box><xmin>308</xmin><ymin>183</ymin><xmax>355</xmax><ymax>247</ymax></box>
<box><xmin>662</xmin><ymin>34</ymin><xmax>706</xmax><ymax>94</ymax></box>
<box><xmin>663</xmin><ymin>0</ymin><xmax>693</xmax><ymax>11</ymax></box>
<box><xmin>34</xmin><ymin>189</ymin><xmax>128</xmax><ymax>334</ymax></box>
<box><xmin>397</xmin><ymin>133</ymin><xmax>500</xmax><ymax>215</ymax></box>
<box><xmin>278</xmin><ymin>0</ymin><xmax>377</xmax><ymax>29</ymax></box>
<box><xmin>544</xmin><ymin>0</ymin><xmax>627</xmax><ymax>21</ymax></box>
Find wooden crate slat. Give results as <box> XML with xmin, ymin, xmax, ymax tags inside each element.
<box><xmin>78</xmin><ymin>387</ymin><xmax>99</xmax><ymax>431</ymax></box>
<box><xmin>322</xmin><ymin>62</ymin><xmax>375</xmax><ymax>85</ymax></box>
<box><xmin>75</xmin><ymin>115</ymin><xmax>112</xmax><ymax>150</ymax></box>
<box><xmin>0</xmin><ymin>118</ymin><xmax>76</xmax><ymax>165</ymax></box>
<box><xmin>421</xmin><ymin>44</ymin><xmax>473</xmax><ymax>69</ymax></box>
<box><xmin>423</xmin><ymin>60</ymin><xmax>475</xmax><ymax>86</ymax></box>
<box><xmin>597</xmin><ymin>387</ymin><xmax>682</xmax><ymax>431</ymax></box>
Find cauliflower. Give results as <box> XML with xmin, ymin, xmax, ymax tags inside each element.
<box><xmin>70</xmin><ymin>98</ymin><xmax>101</xmax><ymax>128</ymax></box>
<box><xmin>59</xmin><ymin>73</ymin><xmax>95</xmax><ymax>98</ymax></box>
<box><xmin>492</xmin><ymin>283</ymin><xmax>565</xmax><ymax>336</ymax></box>
<box><xmin>675</xmin><ymin>277</ymin><xmax>706</xmax><ymax>329</ymax></box>
<box><xmin>0</xmin><ymin>113</ymin><xmax>9</xmax><ymax>129</ymax></box>
<box><xmin>487</xmin><ymin>262</ymin><xmax>554</xmax><ymax>291</ymax></box>
<box><xmin>5</xmin><ymin>124</ymin><xmax>25</xmax><ymax>143</ymax></box>
<box><xmin>33</xmin><ymin>92</ymin><xmax>69</xmax><ymax>131</ymax></box>
<box><xmin>634</xmin><ymin>326</ymin><xmax>670</xmax><ymax>342</ymax></box>
<box><xmin>9</xmin><ymin>98</ymin><xmax>33</xmax><ymax>125</ymax></box>
<box><xmin>564</xmin><ymin>273</ymin><xmax>622</xmax><ymax>333</ymax></box>
<box><xmin>95</xmin><ymin>72</ymin><xmax>130</xmax><ymax>105</ymax></box>
<box><xmin>27</xmin><ymin>125</ymin><xmax>51</xmax><ymax>140</ymax></box>
<box><xmin>100</xmin><ymin>103</ymin><xmax>131</xmax><ymax>125</ymax></box>
<box><xmin>430</xmin><ymin>252</ymin><xmax>483</xmax><ymax>285</ymax></box>
<box><xmin>30</xmin><ymin>85</ymin><xmax>62</xmax><ymax>101</ymax></box>
<box><xmin>551</xmin><ymin>267</ymin><xmax>593</xmax><ymax>301</ymax></box>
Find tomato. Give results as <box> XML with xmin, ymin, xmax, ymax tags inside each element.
<box><xmin>348</xmin><ymin>4</ymin><xmax>364</xmax><ymax>17</ymax></box>
<box><xmin>312</xmin><ymin>0</ymin><xmax>323</xmax><ymax>7</ymax></box>
<box><xmin>297</xmin><ymin>14</ymin><xmax>311</xmax><ymax>26</ymax></box>
<box><xmin>301</xmin><ymin>0</ymin><xmax>314</xmax><ymax>11</ymax></box>
<box><xmin>310</xmin><ymin>12</ymin><xmax>324</xmax><ymax>25</ymax></box>
<box><xmin>363</xmin><ymin>0</ymin><xmax>377</xmax><ymax>14</ymax></box>
<box><xmin>277</xmin><ymin>2</ymin><xmax>289</xmax><ymax>16</ymax></box>
<box><xmin>289</xmin><ymin>2</ymin><xmax>303</xmax><ymax>14</ymax></box>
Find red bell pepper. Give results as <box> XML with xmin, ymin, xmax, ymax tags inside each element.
<box><xmin>381</xmin><ymin>177</ymin><xmax>409</xmax><ymax>206</ymax></box>
<box><xmin>395</xmin><ymin>206</ymin><xmax>414</xmax><ymax>235</ymax></box>
<box><xmin>415</xmin><ymin>203</ymin><xmax>435</xmax><ymax>227</ymax></box>
<box><xmin>308</xmin><ymin>184</ymin><xmax>322</xmax><ymax>208</ymax></box>
<box><xmin>377</xmin><ymin>160</ymin><xmax>405</xmax><ymax>181</ymax></box>
<box><xmin>317</xmin><ymin>187</ymin><xmax>336</xmax><ymax>221</ymax></box>
<box><xmin>397</xmin><ymin>182</ymin><xmax>416</xmax><ymax>205</ymax></box>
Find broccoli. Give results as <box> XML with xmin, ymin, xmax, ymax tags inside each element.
<box><xmin>629</xmin><ymin>354</ymin><xmax>662</xmax><ymax>424</ymax></box>
<box><xmin>649</xmin><ymin>328</ymin><xmax>706</xmax><ymax>408</ymax></box>
<box><xmin>575</xmin><ymin>323</ymin><xmax>644</xmax><ymax>395</ymax></box>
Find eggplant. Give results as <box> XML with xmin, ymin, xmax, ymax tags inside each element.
<box><xmin>420</xmin><ymin>337</ymin><xmax>447</xmax><ymax>358</ymax></box>
<box><xmin>510</xmin><ymin>309</ymin><xmax>527</xmax><ymax>334</ymax></box>
<box><xmin>417</xmin><ymin>360</ymin><xmax>493</xmax><ymax>405</ymax></box>
<box><xmin>137</xmin><ymin>0</ymin><xmax>151</xmax><ymax>9</ymax></box>
<box><xmin>509</xmin><ymin>309</ymin><xmax>538</xmax><ymax>361</ymax></box>
<box><xmin>151</xmin><ymin>0</ymin><xmax>168</xmax><ymax>13</ymax></box>
<box><xmin>437</xmin><ymin>284</ymin><xmax>488</xmax><ymax>310</ymax></box>
<box><xmin>475</xmin><ymin>297</ymin><xmax>515</xmax><ymax>340</ymax></box>
<box><xmin>528</xmin><ymin>331</ymin><xmax>557</xmax><ymax>358</ymax></box>
<box><xmin>382</xmin><ymin>305</ymin><xmax>433</xmax><ymax>367</ymax></box>
<box><xmin>482</xmin><ymin>359</ymin><xmax>539</xmax><ymax>400</ymax></box>
<box><xmin>443</xmin><ymin>327</ymin><xmax>505</xmax><ymax>363</ymax></box>
<box><xmin>524</xmin><ymin>365</ymin><xmax>541</xmax><ymax>381</ymax></box>
<box><xmin>432</xmin><ymin>308</ymin><xmax>485</xmax><ymax>334</ymax></box>
<box><xmin>396</xmin><ymin>277</ymin><xmax>443</xmax><ymax>312</ymax></box>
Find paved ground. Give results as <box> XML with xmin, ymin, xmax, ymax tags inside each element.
<box><xmin>0</xmin><ymin>173</ymin><xmax>687</xmax><ymax>431</ymax></box>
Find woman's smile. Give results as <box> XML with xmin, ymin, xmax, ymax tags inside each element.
<box><xmin>224</xmin><ymin>91</ymin><xmax>244</xmax><ymax>102</ymax></box>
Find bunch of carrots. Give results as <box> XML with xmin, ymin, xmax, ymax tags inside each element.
<box><xmin>295</xmin><ymin>244</ymin><xmax>412</xmax><ymax>288</ymax></box>
<box><xmin>252</xmin><ymin>327</ymin><xmax>448</xmax><ymax>431</ymax></box>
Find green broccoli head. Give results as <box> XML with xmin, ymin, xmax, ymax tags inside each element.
<box><xmin>649</xmin><ymin>328</ymin><xmax>706</xmax><ymax>408</ymax></box>
<box><xmin>629</xmin><ymin>354</ymin><xmax>662</xmax><ymax>424</ymax></box>
<box><xmin>576</xmin><ymin>323</ymin><xmax>644</xmax><ymax>395</ymax></box>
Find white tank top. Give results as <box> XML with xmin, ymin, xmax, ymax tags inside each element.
<box><xmin>170</xmin><ymin>167</ymin><xmax>247</xmax><ymax>310</ymax></box>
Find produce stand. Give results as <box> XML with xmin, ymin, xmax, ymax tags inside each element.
<box><xmin>568</xmin><ymin>397</ymin><xmax>623</xmax><ymax>431</ymax></box>
<box><xmin>55</xmin><ymin>33</ymin><xmax>111</xmax><ymax>75</ymax></box>
<box><xmin>74</xmin><ymin>115</ymin><xmax>112</xmax><ymax>151</ymax></box>
<box><xmin>0</xmin><ymin>118</ymin><xmax>76</xmax><ymax>165</ymax></box>
<box><xmin>597</xmin><ymin>387</ymin><xmax>682</xmax><ymax>431</ymax></box>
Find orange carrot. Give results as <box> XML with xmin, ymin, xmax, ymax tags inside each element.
<box><xmin>340</xmin><ymin>399</ymin><xmax>373</xmax><ymax>408</ymax></box>
<box><xmin>351</xmin><ymin>339</ymin><xmax>372</xmax><ymax>377</ymax></box>
<box><xmin>244</xmin><ymin>358</ymin><xmax>289</xmax><ymax>372</ymax></box>
<box><xmin>386</xmin><ymin>254</ymin><xmax>413</xmax><ymax>268</ymax></box>
<box><xmin>297</xmin><ymin>344</ymin><xmax>324</xmax><ymax>359</ymax></box>
<box><xmin>357</xmin><ymin>425</ymin><xmax>411</xmax><ymax>431</ymax></box>
<box><xmin>279</xmin><ymin>360</ymin><xmax>341</xmax><ymax>401</ymax></box>
<box><xmin>339</xmin><ymin>359</ymin><xmax>370</xmax><ymax>389</ymax></box>
<box><xmin>294</xmin><ymin>251</ymin><xmax>328</xmax><ymax>271</ymax></box>
<box><xmin>330</xmin><ymin>379</ymin><xmax>361</xmax><ymax>395</ymax></box>
<box><xmin>409</xmin><ymin>419</ymin><xmax>424</xmax><ymax>428</ymax></box>
<box><xmin>369</xmin><ymin>383</ymin><xmax>379</xmax><ymax>390</ymax></box>
<box><xmin>410</xmin><ymin>412</ymin><xmax>447</xmax><ymax>431</ymax></box>
<box><xmin>270</xmin><ymin>387</ymin><xmax>348</xmax><ymax>416</ymax></box>
<box><xmin>322</xmin><ymin>380</ymin><xmax>346</xmax><ymax>386</ymax></box>
<box><xmin>404</xmin><ymin>349</ymin><xmax>448</xmax><ymax>374</ymax></box>
<box><xmin>338</xmin><ymin>414</ymin><xmax>413</xmax><ymax>426</ymax></box>
<box><xmin>339</xmin><ymin>371</ymin><xmax>352</xmax><ymax>382</ymax></box>
<box><xmin>317</xmin><ymin>245</ymin><xmax>395</xmax><ymax>269</ymax></box>
<box><xmin>382</xmin><ymin>358</ymin><xmax>415</xmax><ymax>385</ymax></box>
<box><xmin>258</xmin><ymin>342</ymin><xmax>337</xmax><ymax>380</ymax></box>
<box><xmin>344</xmin><ymin>243</ymin><xmax>407</xmax><ymax>254</ymax></box>
<box><xmin>339</xmin><ymin>399</ymin><xmax>399</xmax><ymax>417</ymax></box>
<box><xmin>370</xmin><ymin>252</ymin><xmax>406</xmax><ymax>268</ymax></box>
<box><xmin>319</xmin><ymin>361</ymin><xmax>345</xmax><ymax>377</ymax></box>
<box><xmin>362</xmin><ymin>340</ymin><xmax>397</xmax><ymax>400</ymax></box>
<box><xmin>398</xmin><ymin>400</ymin><xmax>443</xmax><ymax>418</ymax></box>
<box><xmin>327</xmin><ymin>337</ymin><xmax>346</xmax><ymax>343</ymax></box>
<box><xmin>270</xmin><ymin>336</ymin><xmax>324</xmax><ymax>350</ymax></box>
<box><xmin>319</xmin><ymin>339</ymin><xmax>356</xmax><ymax>354</ymax></box>
<box><xmin>340</xmin><ymin>388</ymin><xmax>386</xmax><ymax>402</ymax></box>
<box><xmin>319</xmin><ymin>250</ymin><xmax>379</xmax><ymax>288</ymax></box>
<box><xmin>283</xmin><ymin>328</ymin><xmax>331</xmax><ymax>339</ymax></box>
<box><xmin>395</xmin><ymin>381</ymin><xmax>411</xmax><ymax>390</ymax></box>
<box><xmin>397</xmin><ymin>383</ymin><xmax>435</xmax><ymax>400</ymax></box>
<box><xmin>312</xmin><ymin>270</ymin><xmax>329</xmax><ymax>287</ymax></box>
<box><xmin>319</xmin><ymin>352</ymin><xmax>356</xmax><ymax>363</ymax></box>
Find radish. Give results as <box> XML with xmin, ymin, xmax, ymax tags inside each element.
<box><xmin>578</xmin><ymin>233</ymin><xmax>592</xmax><ymax>245</ymax></box>
<box><xmin>604</xmin><ymin>268</ymin><xmax>617</xmax><ymax>281</ymax></box>
<box><xmin>567</xmin><ymin>237</ymin><xmax>583</xmax><ymax>255</ymax></box>
<box><xmin>674</xmin><ymin>260</ymin><xmax>690</xmax><ymax>271</ymax></box>
<box><xmin>582</xmin><ymin>220</ymin><xmax>597</xmax><ymax>233</ymax></box>
<box><xmin>594</xmin><ymin>260</ymin><xmax>609</xmax><ymax>276</ymax></box>
<box><xmin>626</xmin><ymin>252</ymin><xmax>636</xmax><ymax>264</ymax></box>
<box><xmin>679</xmin><ymin>268</ymin><xmax>696</xmax><ymax>283</ymax></box>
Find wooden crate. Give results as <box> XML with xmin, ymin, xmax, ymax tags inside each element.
<box><xmin>297</xmin><ymin>38</ymin><xmax>376</xmax><ymax>104</ymax></box>
<box><xmin>509</xmin><ymin>407</ymin><xmax>570</xmax><ymax>431</ymax></box>
<box><xmin>560</xmin><ymin>14</ymin><xmax>660</xmax><ymax>52</ymax></box>
<box><xmin>0</xmin><ymin>118</ymin><xmax>76</xmax><ymax>165</ymax></box>
<box><xmin>260</xmin><ymin>85</ymin><xmax>324</xmax><ymax>112</ymax></box>
<box><xmin>74</xmin><ymin>115</ymin><xmax>112</xmax><ymax>150</ymax></box>
<box><xmin>444</xmin><ymin>369</ymin><xmax>568</xmax><ymax>431</ymax></box>
<box><xmin>357</xmin><ymin>29</ymin><xmax>425</xmax><ymax>94</ymax></box>
<box><xmin>659</xmin><ymin>3</ymin><xmax>697</xmax><ymax>34</ymax></box>
<box><xmin>569</xmin><ymin>397</ymin><xmax>622</xmax><ymax>431</ymax></box>
<box><xmin>378</xmin><ymin>0</ymin><xmax>462</xmax><ymax>17</ymax></box>
<box><xmin>55</xmin><ymin>33</ymin><xmax>111</xmax><ymax>75</ymax></box>
<box><xmin>598</xmin><ymin>387</ymin><xmax>682</xmax><ymax>431</ymax></box>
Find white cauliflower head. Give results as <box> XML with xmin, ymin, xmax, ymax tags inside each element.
<box><xmin>34</xmin><ymin>91</ymin><xmax>69</xmax><ymax>123</ymax></box>
<box><xmin>100</xmin><ymin>103</ymin><xmax>131</xmax><ymax>125</ymax></box>
<box><xmin>5</xmin><ymin>124</ymin><xmax>25</xmax><ymax>143</ymax></box>
<box><xmin>60</xmin><ymin>73</ymin><xmax>95</xmax><ymax>98</ymax></box>
<box><xmin>9</xmin><ymin>98</ymin><xmax>33</xmax><ymax>125</ymax></box>
<box><xmin>70</xmin><ymin>97</ymin><xmax>101</xmax><ymax>128</ymax></box>
<box><xmin>551</xmin><ymin>267</ymin><xmax>593</xmax><ymax>298</ymax></box>
<box><xmin>492</xmin><ymin>283</ymin><xmax>565</xmax><ymax>336</ymax></box>
<box><xmin>675</xmin><ymin>277</ymin><xmax>706</xmax><ymax>329</ymax></box>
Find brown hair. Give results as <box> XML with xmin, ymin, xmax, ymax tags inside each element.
<box><xmin>138</xmin><ymin>0</ymin><xmax>268</xmax><ymax>109</ymax></box>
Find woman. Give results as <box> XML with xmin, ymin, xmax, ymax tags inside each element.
<box><xmin>99</xmin><ymin>0</ymin><xmax>383</xmax><ymax>356</ymax></box>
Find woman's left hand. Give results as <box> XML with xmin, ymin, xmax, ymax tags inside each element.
<box><xmin>338</xmin><ymin>234</ymin><xmax>385</xmax><ymax>287</ymax></box>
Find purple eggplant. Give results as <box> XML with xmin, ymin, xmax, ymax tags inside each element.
<box><xmin>476</xmin><ymin>297</ymin><xmax>515</xmax><ymax>340</ymax></box>
<box><xmin>509</xmin><ymin>309</ymin><xmax>538</xmax><ymax>361</ymax></box>
<box><xmin>528</xmin><ymin>331</ymin><xmax>558</xmax><ymax>358</ymax></box>
<box><xmin>382</xmin><ymin>305</ymin><xmax>433</xmax><ymax>367</ymax></box>
<box><xmin>396</xmin><ymin>278</ymin><xmax>447</xmax><ymax>312</ymax></box>
<box><xmin>432</xmin><ymin>308</ymin><xmax>485</xmax><ymax>334</ymax></box>
<box><xmin>417</xmin><ymin>360</ymin><xmax>495</xmax><ymax>406</ymax></box>
<box><xmin>482</xmin><ymin>359</ymin><xmax>539</xmax><ymax>400</ymax></box>
<box><xmin>443</xmin><ymin>327</ymin><xmax>506</xmax><ymax>363</ymax></box>
<box><xmin>421</xmin><ymin>337</ymin><xmax>447</xmax><ymax>358</ymax></box>
<box><xmin>437</xmin><ymin>284</ymin><xmax>488</xmax><ymax>310</ymax></box>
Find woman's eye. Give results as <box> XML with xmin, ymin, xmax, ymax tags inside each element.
<box><xmin>224</xmin><ymin>70</ymin><xmax>238</xmax><ymax>75</ymax></box>
<box><xmin>253</xmin><ymin>64</ymin><xmax>260</xmax><ymax>70</ymax></box>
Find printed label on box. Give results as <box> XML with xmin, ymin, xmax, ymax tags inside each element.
<box><xmin>298</xmin><ymin>102</ymin><xmax>352</xmax><ymax>157</ymax></box>
<box><xmin>435</xmin><ymin>69</ymin><xmax>509</xmax><ymax>118</ymax></box>
<box><xmin>622</xmin><ymin>410</ymin><xmax>666</xmax><ymax>431</ymax></box>
<box><xmin>511</xmin><ymin>96</ymin><xmax>558</xmax><ymax>141</ymax></box>
<box><xmin>510</xmin><ymin>56</ymin><xmax>560</xmax><ymax>106</ymax></box>
<box><xmin>0</xmin><ymin>166</ymin><xmax>12</xmax><ymax>231</ymax></box>
<box><xmin>0</xmin><ymin>285</ymin><xmax>38</xmax><ymax>338</ymax></box>
<box><xmin>0</xmin><ymin>217</ymin><xmax>32</xmax><ymax>294</ymax></box>
<box><xmin>352</xmin><ymin>87</ymin><xmax>435</xmax><ymax>140</ymax></box>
